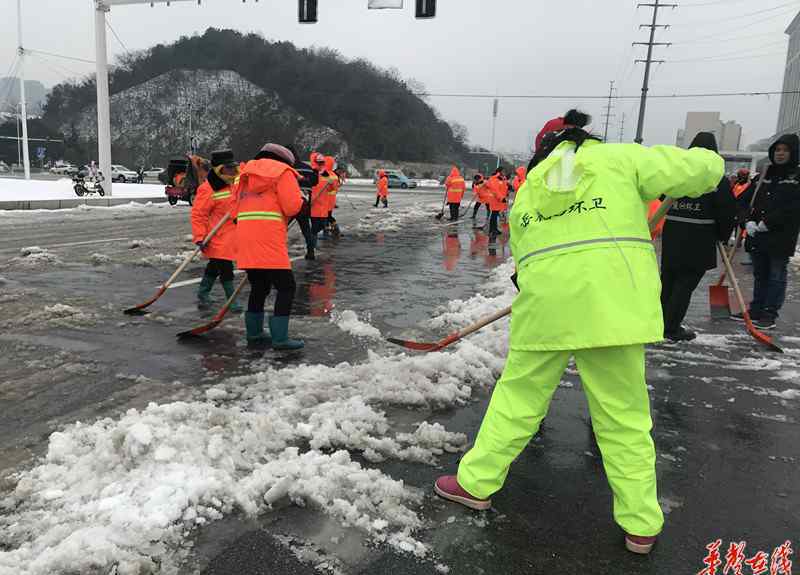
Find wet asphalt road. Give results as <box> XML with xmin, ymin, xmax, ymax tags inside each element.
<box><xmin>0</xmin><ymin>188</ymin><xmax>798</xmax><ymax>574</ymax></box>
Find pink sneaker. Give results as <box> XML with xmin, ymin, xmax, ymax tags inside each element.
<box><xmin>434</xmin><ymin>475</ymin><xmax>491</xmax><ymax>511</ymax></box>
<box><xmin>625</xmin><ymin>534</ymin><xmax>657</xmax><ymax>554</ymax></box>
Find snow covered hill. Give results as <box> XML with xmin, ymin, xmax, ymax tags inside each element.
<box><xmin>64</xmin><ymin>69</ymin><xmax>350</xmax><ymax>167</ymax></box>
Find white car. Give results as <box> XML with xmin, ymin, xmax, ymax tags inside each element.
<box><xmin>111</xmin><ymin>164</ymin><xmax>139</xmax><ymax>183</ymax></box>
<box><xmin>143</xmin><ymin>167</ymin><xmax>165</xmax><ymax>178</ymax></box>
<box><xmin>50</xmin><ymin>163</ymin><xmax>76</xmax><ymax>175</ymax></box>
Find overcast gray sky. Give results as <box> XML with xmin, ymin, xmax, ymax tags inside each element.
<box><xmin>0</xmin><ymin>0</ymin><xmax>796</xmax><ymax>153</ymax></box>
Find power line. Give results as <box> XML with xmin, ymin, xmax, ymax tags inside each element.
<box><xmin>294</xmin><ymin>87</ymin><xmax>800</xmax><ymax>99</ymax></box>
<box><xmin>0</xmin><ymin>57</ymin><xmax>22</xmax><ymax>114</ymax></box>
<box><xmin>681</xmin><ymin>0</ymin><xmax>760</xmax><ymax>7</ymax></box>
<box><xmin>25</xmin><ymin>49</ymin><xmax>95</xmax><ymax>65</ymax></box>
<box><xmin>671</xmin><ymin>3</ymin><xmax>799</xmax><ymax>43</ymax></box>
<box><xmin>674</xmin><ymin>29</ymin><xmax>785</xmax><ymax>46</ymax></box>
<box><xmin>682</xmin><ymin>1</ymin><xmax>799</xmax><ymax>27</ymax></box>
<box><xmin>670</xmin><ymin>51</ymin><xmax>786</xmax><ymax>63</ymax></box>
<box><xmin>106</xmin><ymin>18</ymin><xmax>132</xmax><ymax>57</ymax></box>
<box><xmin>670</xmin><ymin>39</ymin><xmax>787</xmax><ymax>60</ymax></box>
<box><xmin>28</xmin><ymin>52</ymin><xmax>84</xmax><ymax>81</ymax></box>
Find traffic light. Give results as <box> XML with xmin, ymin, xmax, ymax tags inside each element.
<box><xmin>416</xmin><ymin>0</ymin><xmax>435</xmax><ymax>18</ymax></box>
<box><xmin>299</xmin><ymin>0</ymin><xmax>317</xmax><ymax>23</ymax></box>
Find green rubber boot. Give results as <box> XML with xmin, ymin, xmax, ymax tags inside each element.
<box><xmin>245</xmin><ymin>311</ymin><xmax>271</xmax><ymax>345</ymax></box>
<box><xmin>222</xmin><ymin>280</ymin><xmax>243</xmax><ymax>313</ymax></box>
<box><xmin>197</xmin><ymin>274</ymin><xmax>216</xmax><ymax>309</ymax></box>
<box><xmin>268</xmin><ymin>316</ymin><xmax>305</xmax><ymax>350</ymax></box>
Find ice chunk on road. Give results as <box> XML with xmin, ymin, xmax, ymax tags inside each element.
<box><xmin>331</xmin><ymin>309</ymin><xmax>382</xmax><ymax>339</ymax></box>
<box><xmin>90</xmin><ymin>253</ymin><xmax>111</xmax><ymax>266</ymax></box>
<box><xmin>10</xmin><ymin>246</ymin><xmax>62</xmax><ymax>267</ymax></box>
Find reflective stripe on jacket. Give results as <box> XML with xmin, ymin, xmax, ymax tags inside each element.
<box><xmin>191</xmin><ymin>180</ymin><xmax>236</xmax><ymax>261</ymax></box>
<box><xmin>233</xmin><ymin>159</ymin><xmax>303</xmax><ymax>270</ymax></box>
<box><xmin>509</xmin><ymin>140</ymin><xmax>723</xmax><ymax>350</ymax></box>
<box><xmin>326</xmin><ymin>174</ymin><xmax>340</xmax><ymax>213</ymax></box>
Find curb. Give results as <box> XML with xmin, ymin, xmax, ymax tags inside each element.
<box><xmin>0</xmin><ymin>196</ymin><xmax>170</xmax><ymax>211</ymax></box>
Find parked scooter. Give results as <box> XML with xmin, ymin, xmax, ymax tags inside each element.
<box><xmin>73</xmin><ymin>169</ymin><xmax>105</xmax><ymax>197</ymax></box>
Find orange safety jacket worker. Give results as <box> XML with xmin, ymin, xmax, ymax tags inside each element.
<box><xmin>324</xmin><ymin>156</ymin><xmax>340</xmax><ymax>213</ymax></box>
<box><xmin>474</xmin><ymin>178</ymin><xmax>490</xmax><ymax>204</ymax></box>
<box><xmin>311</xmin><ymin>169</ymin><xmax>336</xmax><ymax>218</ymax></box>
<box><xmin>732</xmin><ymin>181</ymin><xmax>751</xmax><ymax>199</ymax></box>
<box><xmin>233</xmin><ymin>158</ymin><xmax>303</xmax><ymax>270</ymax></box>
<box><xmin>445</xmin><ymin>167</ymin><xmax>466</xmax><ymax>203</ymax></box>
<box><xmin>486</xmin><ymin>174</ymin><xmax>507</xmax><ymax>212</ymax></box>
<box><xmin>377</xmin><ymin>174</ymin><xmax>389</xmax><ymax>198</ymax></box>
<box><xmin>512</xmin><ymin>166</ymin><xmax>526</xmax><ymax>193</ymax></box>
<box><xmin>191</xmin><ymin>179</ymin><xmax>237</xmax><ymax>261</ymax></box>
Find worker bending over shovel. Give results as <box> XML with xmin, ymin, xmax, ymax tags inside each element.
<box><xmin>434</xmin><ymin>109</ymin><xmax>724</xmax><ymax>555</ymax></box>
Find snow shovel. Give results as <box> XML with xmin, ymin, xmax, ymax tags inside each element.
<box><xmin>434</xmin><ymin>192</ymin><xmax>448</xmax><ymax>220</ymax></box>
<box><xmin>717</xmin><ymin>242</ymin><xmax>783</xmax><ymax>353</ymax></box>
<box><xmin>387</xmin><ymin>305</ymin><xmax>512</xmax><ymax>352</ymax></box>
<box><xmin>177</xmin><ymin>275</ymin><xmax>248</xmax><ymax>338</ymax></box>
<box><xmin>389</xmin><ymin>197</ymin><xmax>675</xmax><ymax>353</ymax></box>
<box><xmin>124</xmin><ymin>213</ymin><xmax>232</xmax><ymax>315</ymax></box>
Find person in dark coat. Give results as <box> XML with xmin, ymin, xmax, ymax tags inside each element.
<box><xmin>660</xmin><ymin>132</ymin><xmax>737</xmax><ymax>341</ymax></box>
<box><xmin>738</xmin><ymin>133</ymin><xmax>800</xmax><ymax>330</ymax></box>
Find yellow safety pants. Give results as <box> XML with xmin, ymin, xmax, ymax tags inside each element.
<box><xmin>457</xmin><ymin>344</ymin><xmax>663</xmax><ymax>536</ymax></box>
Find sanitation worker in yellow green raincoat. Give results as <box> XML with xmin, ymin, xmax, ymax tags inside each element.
<box><xmin>434</xmin><ymin>109</ymin><xmax>724</xmax><ymax>555</ymax></box>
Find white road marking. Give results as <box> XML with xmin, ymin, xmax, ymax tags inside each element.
<box><xmin>36</xmin><ymin>237</ymin><xmax>131</xmax><ymax>249</ymax></box>
<box><xmin>164</xmin><ymin>253</ymin><xmax>311</xmax><ymax>290</ymax></box>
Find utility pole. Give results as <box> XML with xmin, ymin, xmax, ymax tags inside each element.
<box><xmin>94</xmin><ymin>1</ymin><xmax>113</xmax><ymax>195</ymax></box>
<box><xmin>602</xmin><ymin>81</ymin><xmax>615</xmax><ymax>143</ymax></box>
<box><xmin>618</xmin><ymin>112</ymin><xmax>626</xmax><ymax>143</ymax></box>
<box><xmin>17</xmin><ymin>0</ymin><xmax>30</xmax><ymax>180</ymax></box>
<box><xmin>633</xmin><ymin>0</ymin><xmax>676</xmax><ymax>144</ymax></box>
<box><xmin>490</xmin><ymin>98</ymin><xmax>500</xmax><ymax>169</ymax></box>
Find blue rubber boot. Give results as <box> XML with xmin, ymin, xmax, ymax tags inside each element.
<box><xmin>245</xmin><ymin>312</ymin><xmax>271</xmax><ymax>345</ymax></box>
<box><xmin>268</xmin><ymin>316</ymin><xmax>305</xmax><ymax>350</ymax></box>
<box><xmin>222</xmin><ymin>280</ymin><xmax>243</xmax><ymax>313</ymax></box>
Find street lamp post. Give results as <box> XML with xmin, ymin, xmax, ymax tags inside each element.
<box><xmin>17</xmin><ymin>0</ymin><xmax>31</xmax><ymax>180</ymax></box>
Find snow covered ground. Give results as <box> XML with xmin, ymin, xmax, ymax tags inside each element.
<box><xmin>0</xmin><ymin>256</ymin><xmax>514</xmax><ymax>574</ymax></box>
<box><xmin>0</xmin><ymin>177</ymin><xmax>165</xmax><ymax>201</ymax></box>
<box><xmin>0</xmin><ymin>192</ymin><xmax>797</xmax><ymax>574</ymax></box>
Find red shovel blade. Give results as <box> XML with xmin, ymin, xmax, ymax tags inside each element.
<box><xmin>177</xmin><ymin>318</ymin><xmax>223</xmax><ymax>338</ymax></box>
<box><xmin>386</xmin><ymin>337</ymin><xmax>439</xmax><ymax>352</ymax></box>
<box><xmin>123</xmin><ymin>287</ymin><xmax>166</xmax><ymax>315</ymax></box>
<box><xmin>743</xmin><ymin>315</ymin><xmax>784</xmax><ymax>354</ymax></box>
<box><xmin>709</xmin><ymin>285</ymin><xmax>731</xmax><ymax>319</ymax></box>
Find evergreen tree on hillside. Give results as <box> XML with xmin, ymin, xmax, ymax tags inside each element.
<box><xmin>42</xmin><ymin>28</ymin><xmax>469</xmax><ymax>163</ymax></box>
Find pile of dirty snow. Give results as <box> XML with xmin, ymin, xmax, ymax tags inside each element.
<box><xmin>128</xmin><ymin>239</ymin><xmax>153</xmax><ymax>249</ymax></box>
<box><xmin>0</xmin><ymin>259</ymin><xmax>518</xmax><ymax>574</ymax></box>
<box><xmin>357</xmin><ymin>201</ymin><xmax>440</xmax><ymax>233</ymax></box>
<box><xmin>9</xmin><ymin>246</ymin><xmax>63</xmax><ymax>268</ymax></box>
<box><xmin>4</xmin><ymin>304</ymin><xmax>98</xmax><ymax>329</ymax></box>
<box><xmin>89</xmin><ymin>253</ymin><xmax>111</xmax><ymax>266</ymax></box>
<box><xmin>136</xmin><ymin>252</ymin><xmax>193</xmax><ymax>267</ymax></box>
<box><xmin>331</xmin><ymin>310</ymin><xmax>382</xmax><ymax>339</ymax></box>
